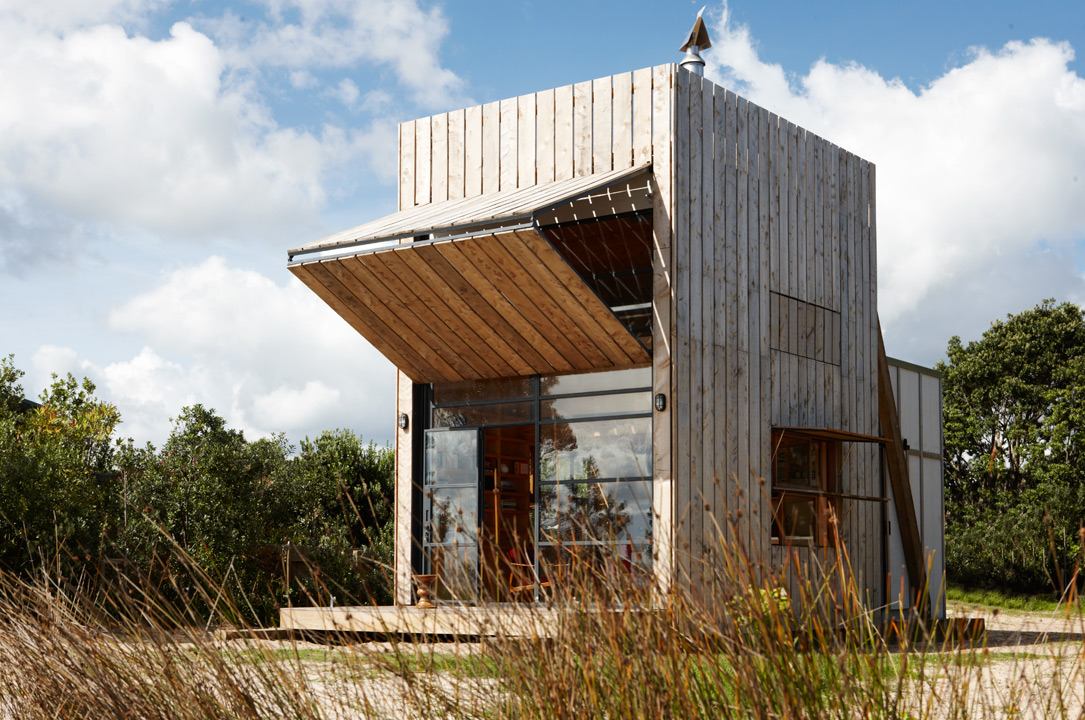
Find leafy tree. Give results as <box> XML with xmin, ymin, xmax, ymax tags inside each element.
<box><xmin>0</xmin><ymin>355</ymin><xmax>23</xmax><ymax>414</ymax></box>
<box><xmin>0</xmin><ymin>356</ymin><xmax>120</xmax><ymax>574</ymax></box>
<box><xmin>939</xmin><ymin>300</ymin><xmax>1085</xmax><ymax>593</ymax></box>
<box><xmin>1</xmin><ymin>355</ymin><xmax>398</xmax><ymax>623</ymax></box>
<box><xmin>114</xmin><ymin>405</ymin><xmax>294</xmax><ymax>619</ymax></box>
<box><xmin>290</xmin><ymin>430</ymin><xmax>395</xmax><ymax>605</ymax></box>
<box><xmin>116</xmin><ymin>410</ymin><xmax>397</xmax><ymax>619</ymax></box>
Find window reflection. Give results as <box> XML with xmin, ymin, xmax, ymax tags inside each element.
<box><xmin>423</xmin><ymin>429</ymin><xmax>480</xmax><ymax>602</ymax></box>
<box><xmin>432</xmin><ymin>544</ymin><xmax>479</xmax><ymax>600</ymax></box>
<box><xmin>425</xmin><ymin>486</ymin><xmax>478</xmax><ymax>545</ymax></box>
<box><xmin>432</xmin><ymin>401</ymin><xmax>533</xmax><ymax>429</ymax></box>
<box><xmin>538</xmin><ymin>479</ymin><xmax>652</xmax><ymax>544</ymax></box>
<box><xmin>538</xmin><ymin>416</ymin><xmax>652</xmax><ymax>557</ymax></box>
<box><xmin>432</xmin><ymin>376</ymin><xmax>533</xmax><ymax>405</ymax></box>
<box><xmin>424</xmin><ymin>366</ymin><xmax>655</xmax><ymax>603</ymax></box>
<box><xmin>773</xmin><ymin>494</ymin><xmax>816</xmax><ymax>542</ymax></box>
<box><xmin>540</xmin><ymin>542</ymin><xmax>653</xmax><ymax>574</ymax></box>
<box><xmin>539</xmin><ymin>418</ymin><xmax>651</xmax><ymax>483</ymax></box>
<box><xmin>538</xmin><ymin>543</ymin><xmax>653</xmax><ymax>599</ymax></box>
<box><xmin>424</xmin><ymin>431</ymin><xmax>480</xmax><ymax>485</ymax></box>
<box><xmin>540</xmin><ymin>391</ymin><xmax>651</xmax><ymax>420</ymax></box>
<box><xmin>770</xmin><ymin>430</ymin><xmax>838</xmax><ymax>546</ymax></box>
<box><xmin>540</xmin><ymin>366</ymin><xmax>651</xmax><ymax>396</ymax></box>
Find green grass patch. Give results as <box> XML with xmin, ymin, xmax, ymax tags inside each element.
<box><xmin>376</xmin><ymin>651</ymin><xmax>498</xmax><ymax>678</ymax></box>
<box><xmin>986</xmin><ymin>651</ymin><xmax>1048</xmax><ymax>662</ymax></box>
<box><xmin>228</xmin><ymin>646</ymin><xmax>497</xmax><ymax>678</ymax></box>
<box><xmin>233</xmin><ymin>647</ymin><xmax>352</xmax><ymax>664</ymax></box>
<box><xmin>946</xmin><ymin>584</ymin><xmax>1081</xmax><ymax>614</ymax></box>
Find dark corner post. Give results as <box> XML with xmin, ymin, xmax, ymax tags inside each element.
<box><xmin>411</xmin><ymin>383</ymin><xmax>427</xmax><ymax>580</ymax></box>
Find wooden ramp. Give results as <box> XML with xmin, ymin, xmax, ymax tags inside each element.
<box><xmin>279</xmin><ymin>605</ymin><xmax>574</xmax><ymax>638</ymax></box>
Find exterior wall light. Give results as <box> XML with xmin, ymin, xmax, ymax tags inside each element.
<box><xmin>654</xmin><ymin>393</ymin><xmax>666</xmax><ymax>412</ymax></box>
<box><xmin>398</xmin><ymin>413</ymin><xmax>409</xmax><ymax>430</ymax></box>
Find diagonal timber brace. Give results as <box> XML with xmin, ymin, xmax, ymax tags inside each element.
<box><xmin>877</xmin><ymin>319</ymin><xmax>929</xmax><ymax>618</ymax></box>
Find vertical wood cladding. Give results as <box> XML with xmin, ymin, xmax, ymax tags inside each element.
<box><xmin>397</xmin><ymin>69</ymin><xmax>663</xmax><ymax>211</ymax></box>
<box><xmin>671</xmin><ymin>72</ymin><xmax>880</xmax><ymax>609</ymax></box>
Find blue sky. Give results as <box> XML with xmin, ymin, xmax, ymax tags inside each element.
<box><xmin>2</xmin><ymin>0</ymin><xmax>1084</xmax><ymax>448</ymax></box>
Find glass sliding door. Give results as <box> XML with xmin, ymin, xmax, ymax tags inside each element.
<box><xmin>423</xmin><ymin>428</ymin><xmax>481</xmax><ymax>602</ymax></box>
<box><xmin>424</xmin><ymin>365</ymin><xmax>653</xmax><ymax>603</ymax></box>
<box><xmin>537</xmin><ymin>415</ymin><xmax>654</xmax><ymax>594</ymax></box>
<box><xmin>537</xmin><ymin>367</ymin><xmax>654</xmax><ymax>596</ymax></box>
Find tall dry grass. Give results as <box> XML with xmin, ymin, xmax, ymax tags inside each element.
<box><xmin>1</xmin><ymin>513</ymin><xmax>1083</xmax><ymax>719</ymax></box>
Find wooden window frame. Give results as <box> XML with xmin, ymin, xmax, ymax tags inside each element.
<box><xmin>770</xmin><ymin>430</ymin><xmax>839</xmax><ymax>547</ymax></box>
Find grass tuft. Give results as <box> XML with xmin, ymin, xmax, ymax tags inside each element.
<box><xmin>1</xmin><ymin>509</ymin><xmax>1084</xmax><ymax>718</ymax></box>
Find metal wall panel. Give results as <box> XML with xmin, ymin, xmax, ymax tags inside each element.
<box><xmin>885</xmin><ymin>361</ymin><xmax>946</xmax><ymax>618</ymax></box>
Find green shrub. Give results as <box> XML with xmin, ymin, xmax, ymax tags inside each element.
<box><xmin>939</xmin><ymin>300</ymin><xmax>1085</xmax><ymax>595</ymax></box>
<box><xmin>0</xmin><ymin>355</ymin><xmax>395</xmax><ymax>625</ymax></box>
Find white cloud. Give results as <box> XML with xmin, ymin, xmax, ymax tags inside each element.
<box><xmin>209</xmin><ymin>0</ymin><xmax>467</xmax><ymax>109</ymax></box>
<box><xmin>0</xmin><ymin>189</ymin><xmax>87</xmax><ymax>274</ymax></box>
<box><xmin>0</xmin><ymin>14</ymin><xmax>409</xmax><ymax>279</ymax></box>
<box><xmin>252</xmin><ymin>380</ymin><xmax>342</xmax><ymax>430</ymax></box>
<box><xmin>704</xmin><ymin>4</ymin><xmax>1085</xmax><ymax>361</ymax></box>
<box><xmin>363</xmin><ymin>88</ymin><xmax>393</xmax><ymax>111</ymax></box>
<box><xmin>0</xmin><ymin>21</ymin><xmax>341</xmax><ymax>248</ymax></box>
<box><xmin>331</xmin><ymin>78</ymin><xmax>361</xmax><ymax>108</ymax></box>
<box><xmin>102</xmin><ymin>347</ymin><xmax>192</xmax><ymax>408</ymax></box>
<box><xmin>0</xmin><ymin>0</ymin><xmax>167</xmax><ymax>31</ymax></box>
<box><xmin>888</xmin><ymin>248</ymin><xmax>1085</xmax><ymax>362</ymax></box>
<box><xmin>28</xmin><ymin>345</ymin><xmax>82</xmax><ymax>393</ymax></box>
<box><xmin>325</xmin><ymin>117</ymin><xmax>400</xmax><ymax>185</ymax></box>
<box><xmin>289</xmin><ymin>69</ymin><xmax>318</xmax><ymax>89</ymax></box>
<box><xmin>39</xmin><ymin>257</ymin><xmax>395</xmax><ymax>448</ymax></box>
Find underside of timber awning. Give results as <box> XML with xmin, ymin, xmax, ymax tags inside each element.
<box><xmin>288</xmin><ymin>165</ymin><xmax>653</xmax><ymax>383</ymax></box>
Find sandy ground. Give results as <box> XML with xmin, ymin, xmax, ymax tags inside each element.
<box><xmin>231</xmin><ymin>606</ymin><xmax>1085</xmax><ymax>719</ymax></box>
<box><xmin>4</xmin><ymin>608</ymin><xmax>1083</xmax><ymax>719</ymax></box>
<box><xmin>907</xmin><ymin>603</ymin><xmax>1085</xmax><ymax>719</ymax></box>
<box><xmin>340</xmin><ymin>606</ymin><xmax>1085</xmax><ymax>719</ymax></box>
<box><xmin>214</xmin><ymin>638</ymin><xmax>494</xmax><ymax>719</ymax></box>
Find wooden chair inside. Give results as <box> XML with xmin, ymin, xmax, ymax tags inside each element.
<box><xmin>507</xmin><ymin>547</ymin><xmax>550</xmax><ymax>597</ymax></box>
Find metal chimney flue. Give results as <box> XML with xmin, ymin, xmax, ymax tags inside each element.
<box><xmin>679</xmin><ymin>7</ymin><xmax>713</xmax><ymax>76</ymax></box>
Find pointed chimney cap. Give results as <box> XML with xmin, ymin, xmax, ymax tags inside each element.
<box><xmin>679</xmin><ymin>9</ymin><xmax>712</xmax><ymax>52</ymax></box>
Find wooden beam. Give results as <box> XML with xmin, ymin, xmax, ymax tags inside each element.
<box><xmin>290</xmin><ymin>262</ymin><xmax>435</xmax><ymax>381</ymax></box>
<box><xmin>413</xmin><ymin>243</ymin><xmax>552</xmax><ymax>373</ymax></box>
<box><xmin>877</xmin><ymin>319</ymin><xmax>928</xmax><ymax>616</ymax></box>
<box><xmin>501</xmin><ymin>231</ymin><xmax>635</xmax><ymax>366</ymax></box>
<box><xmin>515</xmin><ymin>229</ymin><xmax>649</xmax><ymax>363</ymax></box>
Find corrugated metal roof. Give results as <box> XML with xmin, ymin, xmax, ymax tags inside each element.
<box><xmin>289</xmin><ymin>163</ymin><xmax>651</xmax><ymax>260</ymax></box>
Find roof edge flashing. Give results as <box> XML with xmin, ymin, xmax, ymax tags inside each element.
<box><xmin>287</xmin><ymin>219</ymin><xmax>537</xmax><ymax>266</ymax></box>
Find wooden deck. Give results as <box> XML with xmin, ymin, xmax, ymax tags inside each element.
<box><xmin>279</xmin><ymin>603</ymin><xmax>980</xmax><ymax>646</ymax></box>
<box><xmin>279</xmin><ymin>604</ymin><xmax>570</xmax><ymax>638</ymax></box>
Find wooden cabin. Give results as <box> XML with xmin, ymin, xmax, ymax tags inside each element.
<box><xmin>287</xmin><ymin>62</ymin><xmax>945</xmax><ymax>619</ymax></box>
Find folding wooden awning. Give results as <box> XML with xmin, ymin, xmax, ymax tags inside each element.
<box><xmin>288</xmin><ymin>165</ymin><xmax>653</xmax><ymax>383</ymax></box>
<box><xmin>772</xmin><ymin>426</ymin><xmax>890</xmax><ymax>446</ymax></box>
